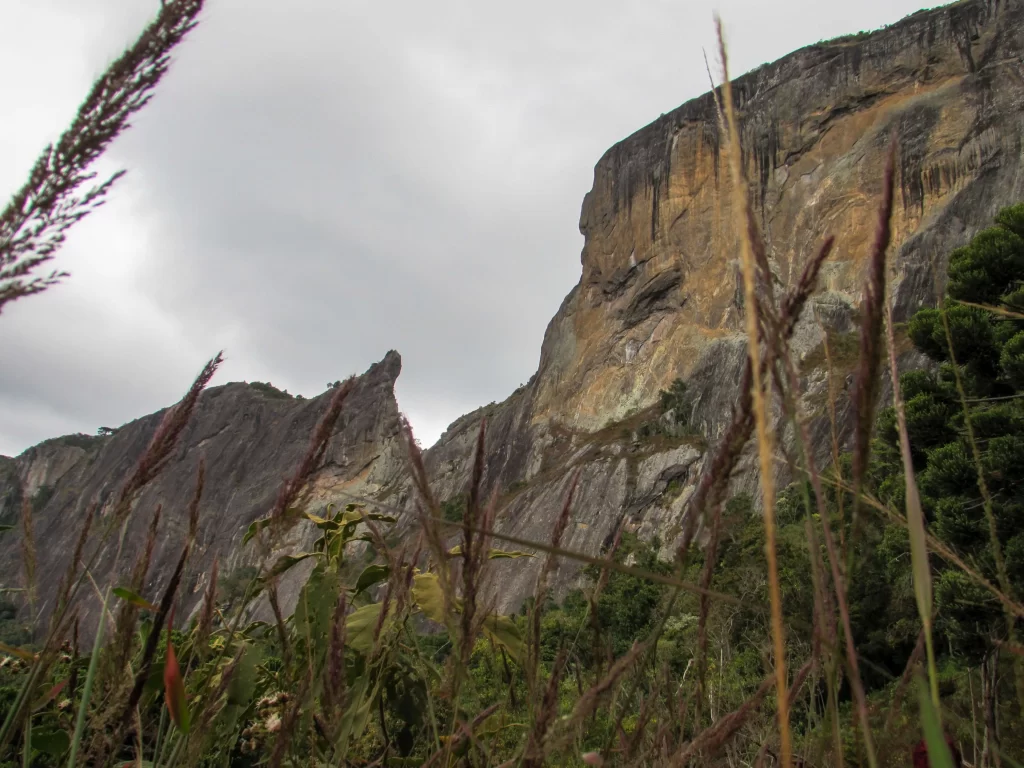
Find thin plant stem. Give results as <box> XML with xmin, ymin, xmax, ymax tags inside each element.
<box><xmin>67</xmin><ymin>587</ymin><xmax>110</xmax><ymax>767</ymax></box>
<box><xmin>714</xmin><ymin>18</ymin><xmax>790</xmax><ymax>767</ymax></box>
<box><xmin>21</xmin><ymin>716</ymin><xmax>30</xmax><ymax>768</ymax></box>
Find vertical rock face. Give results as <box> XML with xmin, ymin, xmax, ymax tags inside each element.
<box><xmin>2</xmin><ymin>0</ymin><xmax>1024</xmax><ymax>619</ymax></box>
<box><xmin>398</xmin><ymin>0</ymin><xmax>1024</xmax><ymax>609</ymax></box>
<box><xmin>534</xmin><ymin>0</ymin><xmax>1023</xmax><ymax>438</ymax></box>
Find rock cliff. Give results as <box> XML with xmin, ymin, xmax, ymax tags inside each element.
<box><xmin>3</xmin><ymin>0</ymin><xmax>1024</xmax><ymax>621</ymax></box>
<box><xmin>0</xmin><ymin>352</ymin><xmax>407</xmax><ymax>630</ymax></box>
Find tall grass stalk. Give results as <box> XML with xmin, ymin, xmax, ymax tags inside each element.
<box><xmin>715</xmin><ymin>19</ymin><xmax>790</xmax><ymax>767</ymax></box>
<box><xmin>67</xmin><ymin>587</ymin><xmax>109</xmax><ymax>767</ymax></box>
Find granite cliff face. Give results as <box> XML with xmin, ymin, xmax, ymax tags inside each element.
<box><xmin>3</xmin><ymin>0</ymin><xmax>1024</xmax><ymax>620</ymax></box>
<box><xmin>387</xmin><ymin>0</ymin><xmax>1024</xmax><ymax>610</ymax></box>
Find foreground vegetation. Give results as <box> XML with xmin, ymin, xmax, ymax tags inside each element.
<box><xmin>3</xmin><ymin>1</ymin><xmax>1024</xmax><ymax>766</ymax></box>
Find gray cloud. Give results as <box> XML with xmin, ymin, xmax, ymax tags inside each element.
<box><xmin>0</xmin><ymin>0</ymin><xmax>931</xmax><ymax>456</ymax></box>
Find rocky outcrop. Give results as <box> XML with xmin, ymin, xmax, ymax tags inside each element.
<box><xmin>377</xmin><ymin>0</ymin><xmax>1024</xmax><ymax>607</ymax></box>
<box><xmin>0</xmin><ymin>352</ymin><xmax>406</xmax><ymax>630</ymax></box>
<box><xmin>3</xmin><ymin>0</ymin><xmax>1024</xmax><ymax>622</ymax></box>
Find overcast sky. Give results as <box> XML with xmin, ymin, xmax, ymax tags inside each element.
<box><xmin>0</xmin><ymin>0</ymin><xmax>932</xmax><ymax>457</ymax></box>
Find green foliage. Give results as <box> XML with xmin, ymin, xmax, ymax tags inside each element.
<box><xmin>217</xmin><ymin>565</ymin><xmax>259</xmax><ymax>608</ymax></box>
<box><xmin>48</xmin><ymin>433</ymin><xmax>101</xmax><ymax>450</ymax></box>
<box><xmin>874</xmin><ymin>201</ymin><xmax>1024</xmax><ymax>669</ymax></box>
<box><xmin>247</xmin><ymin>381</ymin><xmax>293</xmax><ymax>399</ymax></box>
<box><xmin>658</xmin><ymin>378</ymin><xmax>689</xmax><ymax>422</ymax></box>
<box><xmin>946</xmin><ymin>227</ymin><xmax>1024</xmax><ymax>304</ymax></box>
<box><xmin>441</xmin><ymin>495</ymin><xmax>466</xmax><ymax>523</ymax></box>
<box><xmin>30</xmin><ymin>485</ymin><xmax>53</xmax><ymax>514</ymax></box>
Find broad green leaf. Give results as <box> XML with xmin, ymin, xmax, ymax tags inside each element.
<box><xmin>263</xmin><ymin>552</ymin><xmax>321</xmax><ymax>580</ymax></box>
<box><xmin>112</xmin><ymin>587</ymin><xmax>158</xmax><ymax>612</ymax></box>
<box><xmin>0</xmin><ymin>524</ymin><xmax>15</xmax><ymax>534</ymax></box>
<box><xmin>31</xmin><ymin>727</ymin><xmax>70</xmax><ymax>757</ymax></box>
<box><xmin>227</xmin><ymin>643</ymin><xmax>261</xmax><ymax>707</ymax></box>
<box><xmin>340</xmin><ymin>505</ymin><xmax>366</xmax><ymax>525</ymax></box>
<box><xmin>354</xmin><ymin>564</ymin><xmax>389</xmax><ymax>595</ymax></box>
<box><xmin>447</xmin><ymin>546</ymin><xmax>534</xmax><ymax>560</ymax></box>
<box><xmin>294</xmin><ymin>565</ymin><xmax>341</xmax><ymax>662</ymax></box>
<box><xmin>412</xmin><ymin>572</ymin><xmax>447</xmax><ymax>624</ymax></box>
<box><xmin>486</xmin><ymin>549</ymin><xmax>534</xmax><ymax>560</ymax></box>
<box><xmin>481</xmin><ymin>614</ymin><xmax>525</xmax><ymax>663</ymax></box>
<box><xmin>243</xmin><ymin>517</ymin><xmax>270</xmax><ymax>546</ymax></box>
<box><xmin>164</xmin><ymin>637</ymin><xmax>190</xmax><ymax>734</ymax></box>
<box><xmin>366</xmin><ymin>513</ymin><xmax>397</xmax><ymax>524</ymax></box>
<box><xmin>241</xmin><ymin>620</ymin><xmax>270</xmax><ymax>636</ymax></box>
<box><xmin>916</xmin><ymin>676</ymin><xmax>954</xmax><ymax>768</ymax></box>
<box><xmin>304</xmin><ymin>512</ymin><xmax>339</xmax><ymax>530</ymax></box>
<box><xmin>345</xmin><ymin>603</ymin><xmax>384</xmax><ymax>653</ymax></box>
<box><xmin>242</xmin><ymin>508</ymin><xmax>301</xmax><ymax>546</ymax></box>
<box><xmin>334</xmin><ymin>675</ymin><xmax>377</xmax><ymax>753</ymax></box>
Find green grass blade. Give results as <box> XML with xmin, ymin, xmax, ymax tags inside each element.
<box><xmin>916</xmin><ymin>675</ymin><xmax>953</xmax><ymax>768</ymax></box>
<box><xmin>885</xmin><ymin>302</ymin><xmax>938</xmax><ymax>706</ymax></box>
<box><xmin>67</xmin><ymin>587</ymin><xmax>110</xmax><ymax>768</ymax></box>
<box><xmin>22</xmin><ymin>715</ymin><xmax>30</xmax><ymax>768</ymax></box>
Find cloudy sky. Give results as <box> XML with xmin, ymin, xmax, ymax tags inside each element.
<box><xmin>0</xmin><ymin>0</ymin><xmax>931</xmax><ymax>457</ymax></box>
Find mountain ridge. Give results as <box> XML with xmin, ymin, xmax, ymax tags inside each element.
<box><xmin>3</xmin><ymin>0</ymin><xmax>1023</xmax><ymax>623</ymax></box>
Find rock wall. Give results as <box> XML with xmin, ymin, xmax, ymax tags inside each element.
<box><xmin>3</xmin><ymin>0</ymin><xmax>1024</xmax><ymax>622</ymax></box>
<box><xmin>389</xmin><ymin>0</ymin><xmax>1024</xmax><ymax>608</ymax></box>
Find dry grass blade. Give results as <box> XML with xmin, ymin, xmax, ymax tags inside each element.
<box><xmin>955</xmin><ymin>299</ymin><xmax>1024</xmax><ymax>320</ymax></box>
<box><xmin>694</xmin><ymin>494</ymin><xmax>725</xmax><ymax>729</ymax></box>
<box><xmin>270</xmin><ymin>376</ymin><xmax>354</xmax><ymax>526</ymax></box>
<box><xmin>403</xmin><ymin>415</ymin><xmax>440</xmax><ymax>514</ymax></box>
<box><xmin>715</xmin><ymin>17</ymin><xmax>789</xmax><ymax>766</ymax></box>
<box><xmin>188</xmin><ymin>459</ymin><xmax>205</xmax><ymax>543</ymax></box>
<box><xmin>196</xmin><ymin>557</ymin><xmax>218</xmax><ymax>653</ymax></box>
<box><xmin>677</xmin><ymin>660</ymin><xmax>813</xmax><ymax>765</ymax></box>
<box><xmin>0</xmin><ymin>0</ymin><xmax>207</xmax><ymax>312</ymax></box>
<box><xmin>108</xmin><ymin>523</ymin><xmax>194</xmax><ymax>762</ymax></box>
<box><xmin>883</xmin><ymin>629</ymin><xmax>927</xmax><ymax>737</ymax></box>
<box><xmin>267</xmin><ymin>585</ymin><xmax>291</xmax><ymax>666</ymax></box>
<box><xmin>340</xmin><ymin>488</ymin><xmax>751</xmax><ymax>609</ymax></box>
<box><xmin>460</xmin><ymin>419</ymin><xmax>489</xmax><ymax>672</ymax></box>
<box><xmin>111</xmin><ymin>352</ymin><xmax>222</xmax><ymax>526</ymax></box>
<box><xmin>553</xmin><ymin>641</ymin><xmax>645</xmax><ymax>749</ymax></box>
<box><xmin>110</xmin><ymin>505</ymin><xmax>163</xmax><ymax>679</ymax></box>
<box><xmin>528</xmin><ymin>472</ymin><xmax>579</xmax><ymax>690</ymax></box>
<box><xmin>523</xmin><ymin>650</ymin><xmax>567</xmax><ymax>767</ymax></box>
<box><xmin>850</xmin><ymin>135</ymin><xmax>896</xmax><ymax>516</ymax></box>
<box><xmin>51</xmin><ymin>504</ymin><xmax>95</xmax><ymax>636</ymax></box>
<box><xmin>678</xmin><ymin>235</ymin><xmax>833</xmax><ymax>562</ymax></box>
